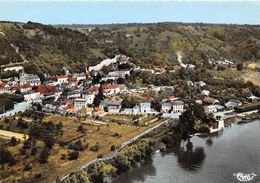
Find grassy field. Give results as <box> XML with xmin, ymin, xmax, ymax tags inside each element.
<box><xmin>1</xmin><ymin>115</ymin><xmax>164</xmax><ymax>183</ymax></box>
<box><xmin>102</xmin><ymin>114</ymin><xmax>137</xmax><ymax>123</ymax></box>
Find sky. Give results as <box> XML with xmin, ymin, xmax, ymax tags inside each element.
<box><xmin>0</xmin><ymin>0</ymin><xmax>260</xmax><ymax>25</ymax></box>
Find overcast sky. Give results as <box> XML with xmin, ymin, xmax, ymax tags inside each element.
<box><xmin>0</xmin><ymin>1</ymin><xmax>259</xmax><ymax>25</ymax></box>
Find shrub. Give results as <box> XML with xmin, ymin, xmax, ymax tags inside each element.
<box><xmin>110</xmin><ymin>145</ymin><xmax>116</xmax><ymax>151</ymax></box>
<box><xmin>0</xmin><ymin>148</ymin><xmax>16</xmax><ymax>165</ymax></box>
<box><xmin>90</xmin><ymin>142</ymin><xmax>100</xmax><ymax>152</ymax></box>
<box><xmin>10</xmin><ymin>137</ymin><xmax>19</xmax><ymax>146</ymax></box>
<box><xmin>38</xmin><ymin>147</ymin><xmax>49</xmax><ymax>164</ymax></box>
<box><xmin>68</xmin><ymin>151</ymin><xmax>79</xmax><ymax>160</ymax></box>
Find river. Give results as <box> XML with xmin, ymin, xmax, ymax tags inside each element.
<box><xmin>112</xmin><ymin>120</ymin><xmax>260</xmax><ymax>183</ymax></box>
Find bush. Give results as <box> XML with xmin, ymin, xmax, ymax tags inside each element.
<box><xmin>10</xmin><ymin>137</ymin><xmax>19</xmax><ymax>146</ymax></box>
<box><xmin>68</xmin><ymin>140</ymin><xmax>87</xmax><ymax>151</ymax></box>
<box><xmin>77</xmin><ymin>125</ymin><xmax>86</xmax><ymax>133</ymax></box>
<box><xmin>0</xmin><ymin>148</ymin><xmax>16</xmax><ymax>165</ymax></box>
<box><xmin>38</xmin><ymin>147</ymin><xmax>49</xmax><ymax>164</ymax></box>
<box><xmin>110</xmin><ymin>145</ymin><xmax>116</xmax><ymax>151</ymax></box>
<box><xmin>90</xmin><ymin>142</ymin><xmax>100</xmax><ymax>152</ymax></box>
<box><xmin>97</xmin><ymin>154</ymin><xmax>103</xmax><ymax>159</ymax></box>
<box><xmin>68</xmin><ymin>151</ymin><xmax>79</xmax><ymax>160</ymax></box>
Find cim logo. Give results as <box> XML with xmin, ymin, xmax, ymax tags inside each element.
<box><xmin>233</xmin><ymin>172</ymin><xmax>257</xmax><ymax>182</ymax></box>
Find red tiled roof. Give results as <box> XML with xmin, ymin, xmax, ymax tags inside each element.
<box><xmin>168</xmin><ymin>96</ymin><xmax>175</xmax><ymax>100</ymax></box>
<box><xmin>64</xmin><ymin>104</ymin><xmax>74</xmax><ymax>110</ymax></box>
<box><xmin>68</xmin><ymin>77</ymin><xmax>77</xmax><ymax>82</ymax></box>
<box><xmin>35</xmin><ymin>85</ymin><xmax>58</xmax><ymax>94</ymax></box>
<box><xmin>203</xmin><ymin>97</ymin><xmax>218</xmax><ymax>104</ymax></box>
<box><xmin>0</xmin><ymin>82</ymin><xmax>7</xmax><ymax>89</ymax></box>
<box><xmin>52</xmin><ymin>75</ymin><xmax>68</xmax><ymax>79</ymax></box>
<box><xmin>119</xmin><ymin>85</ymin><xmax>126</xmax><ymax>90</ymax></box>
<box><xmin>102</xmin><ymin>84</ymin><xmax>117</xmax><ymax>90</ymax></box>
<box><xmin>88</xmin><ymin>86</ymin><xmax>99</xmax><ymax>93</ymax></box>
<box><xmin>12</xmin><ymin>84</ymin><xmax>32</xmax><ymax>91</ymax></box>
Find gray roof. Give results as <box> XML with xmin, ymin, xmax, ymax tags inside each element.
<box><xmin>100</xmin><ymin>98</ymin><xmax>123</xmax><ymax>106</ymax></box>
<box><xmin>140</xmin><ymin>102</ymin><xmax>151</xmax><ymax>107</ymax></box>
<box><xmin>172</xmin><ymin>100</ymin><xmax>184</xmax><ymax>105</ymax></box>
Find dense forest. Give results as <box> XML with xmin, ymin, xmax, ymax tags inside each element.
<box><xmin>0</xmin><ymin>21</ymin><xmax>260</xmax><ymax>77</ymax></box>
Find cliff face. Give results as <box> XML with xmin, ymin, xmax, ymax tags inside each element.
<box><xmin>1</xmin><ymin>21</ymin><xmax>260</xmax><ymax>76</ymax></box>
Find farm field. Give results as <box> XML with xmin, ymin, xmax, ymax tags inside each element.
<box><xmin>0</xmin><ymin>114</ymin><xmax>164</xmax><ymax>183</ymax></box>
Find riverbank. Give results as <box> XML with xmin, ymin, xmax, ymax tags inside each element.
<box><xmin>60</xmin><ymin>112</ymin><xmax>260</xmax><ymax>183</ymax></box>
<box><xmin>112</xmin><ymin>119</ymin><xmax>260</xmax><ymax>183</ymax></box>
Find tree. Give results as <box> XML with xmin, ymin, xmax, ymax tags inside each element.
<box><xmin>236</xmin><ymin>63</ymin><xmax>244</xmax><ymax>71</ymax></box>
<box><xmin>68</xmin><ymin>151</ymin><xmax>79</xmax><ymax>160</ymax></box>
<box><xmin>10</xmin><ymin>137</ymin><xmax>19</xmax><ymax>146</ymax></box>
<box><xmin>179</xmin><ymin>108</ymin><xmax>196</xmax><ymax>138</ymax></box>
<box><xmin>110</xmin><ymin>145</ymin><xmax>116</xmax><ymax>151</ymax></box>
<box><xmin>0</xmin><ymin>148</ymin><xmax>16</xmax><ymax>165</ymax></box>
<box><xmin>39</xmin><ymin>147</ymin><xmax>49</xmax><ymax>164</ymax></box>
<box><xmin>77</xmin><ymin>125</ymin><xmax>86</xmax><ymax>133</ymax></box>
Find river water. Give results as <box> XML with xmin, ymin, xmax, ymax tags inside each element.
<box><xmin>112</xmin><ymin>120</ymin><xmax>260</xmax><ymax>183</ymax></box>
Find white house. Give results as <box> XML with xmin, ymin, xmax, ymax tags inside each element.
<box><xmin>201</xmin><ymin>90</ymin><xmax>210</xmax><ymax>96</ymax></box>
<box><xmin>52</xmin><ymin>75</ymin><xmax>68</xmax><ymax>84</ymax></box>
<box><xmin>194</xmin><ymin>81</ymin><xmax>206</xmax><ymax>87</ymax></box>
<box><xmin>108</xmin><ymin>70</ymin><xmax>130</xmax><ymax>78</ymax></box>
<box><xmin>172</xmin><ymin>100</ymin><xmax>184</xmax><ymax>113</ymax></box>
<box><xmin>74</xmin><ymin>99</ymin><xmax>87</xmax><ymax>110</ymax></box>
<box><xmin>82</xmin><ymin>92</ymin><xmax>95</xmax><ymax>104</ymax></box>
<box><xmin>20</xmin><ymin>72</ymin><xmax>41</xmax><ymax>86</ymax></box>
<box><xmin>99</xmin><ymin>98</ymin><xmax>123</xmax><ymax>114</ymax></box>
<box><xmin>161</xmin><ymin>102</ymin><xmax>172</xmax><ymax>113</ymax></box>
<box><xmin>73</xmin><ymin>73</ymin><xmax>86</xmax><ymax>81</ymax></box>
<box><xmin>23</xmin><ymin>91</ymin><xmax>42</xmax><ymax>103</ymax></box>
<box><xmin>140</xmin><ymin>102</ymin><xmax>151</xmax><ymax>114</ymax></box>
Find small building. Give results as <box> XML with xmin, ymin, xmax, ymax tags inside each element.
<box><xmin>20</xmin><ymin>72</ymin><xmax>41</xmax><ymax>86</ymax></box>
<box><xmin>140</xmin><ymin>102</ymin><xmax>151</xmax><ymax>114</ymax></box>
<box><xmin>172</xmin><ymin>100</ymin><xmax>185</xmax><ymax>113</ymax></box>
<box><xmin>201</xmin><ymin>90</ymin><xmax>210</xmax><ymax>96</ymax></box>
<box><xmin>224</xmin><ymin>100</ymin><xmax>242</xmax><ymax>110</ymax></box>
<box><xmin>206</xmin><ymin>105</ymin><xmax>225</xmax><ymax>113</ymax></box>
<box><xmin>23</xmin><ymin>91</ymin><xmax>42</xmax><ymax>103</ymax></box>
<box><xmin>74</xmin><ymin>99</ymin><xmax>87</xmax><ymax>110</ymax></box>
<box><xmin>82</xmin><ymin>92</ymin><xmax>95</xmax><ymax>104</ymax></box>
<box><xmin>203</xmin><ymin>97</ymin><xmax>220</xmax><ymax>105</ymax></box>
<box><xmin>161</xmin><ymin>102</ymin><xmax>172</xmax><ymax>113</ymax></box>
<box><xmin>52</xmin><ymin>75</ymin><xmax>68</xmax><ymax>84</ymax></box>
<box><xmin>72</xmin><ymin>73</ymin><xmax>86</xmax><ymax>81</ymax></box>
<box><xmin>100</xmin><ymin>98</ymin><xmax>123</xmax><ymax>114</ymax></box>
<box><xmin>108</xmin><ymin>70</ymin><xmax>130</xmax><ymax>79</ymax></box>
<box><xmin>194</xmin><ymin>81</ymin><xmax>206</xmax><ymax>88</ymax></box>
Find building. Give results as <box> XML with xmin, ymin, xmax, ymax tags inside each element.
<box><xmin>140</xmin><ymin>102</ymin><xmax>151</xmax><ymax>114</ymax></box>
<box><xmin>201</xmin><ymin>90</ymin><xmax>210</xmax><ymax>96</ymax></box>
<box><xmin>11</xmin><ymin>84</ymin><xmax>32</xmax><ymax>93</ymax></box>
<box><xmin>52</xmin><ymin>75</ymin><xmax>68</xmax><ymax>84</ymax></box>
<box><xmin>74</xmin><ymin>99</ymin><xmax>87</xmax><ymax>110</ymax></box>
<box><xmin>224</xmin><ymin>100</ymin><xmax>242</xmax><ymax>110</ymax></box>
<box><xmin>20</xmin><ymin>72</ymin><xmax>41</xmax><ymax>86</ymax></box>
<box><xmin>99</xmin><ymin>98</ymin><xmax>123</xmax><ymax>113</ymax></box>
<box><xmin>203</xmin><ymin>97</ymin><xmax>220</xmax><ymax>105</ymax></box>
<box><xmin>172</xmin><ymin>100</ymin><xmax>185</xmax><ymax>113</ymax></box>
<box><xmin>82</xmin><ymin>92</ymin><xmax>95</xmax><ymax>104</ymax></box>
<box><xmin>161</xmin><ymin>102</ymin><xmax>172</xmax><ymax>113</ymax></box>
<box><xmin>72</xmin><ymin>73</ymin><xmax>86</xmax><ymax>81</ymax></box>
<box><xmin>23</xmin><ymin>91</ymin><xmax>42</xmax><ymax>103</ymax></box>
<box><xmin>108</xmin><ymin>70</ymin><xmax>130</xmax><ymax>78</ymax></box>
<box><xmin>194</xmin><ymin>81</ymin><xmax>206</xmax><ymax>87</ymax></box>
<box><xmin>206</xmin><ymin>105</ymin><xmax>225</xmax><ymax>113</ymax></box>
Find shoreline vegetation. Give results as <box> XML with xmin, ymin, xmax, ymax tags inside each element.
<box><xmin>60</xmin><ymin>112</ymin><xmax>260</xmax><ymax>183</ymax></box>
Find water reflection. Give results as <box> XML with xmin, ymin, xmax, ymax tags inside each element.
<box><xmin>113</xmin><ymin>159</ymin><xmax>156</xmax><ymax>183</ymax></box>
<box><xmin>174</xmin><ymin>141</ymin><xmax>206</xmax><ymax>172</ymax></box>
